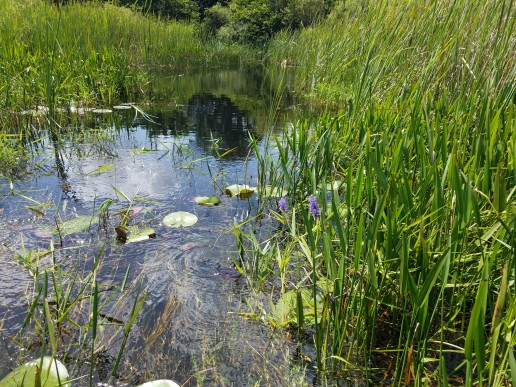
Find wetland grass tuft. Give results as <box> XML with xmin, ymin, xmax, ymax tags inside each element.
<box><xmin>240</xmin><ymin>0</ymin><xmax>516</xmax><ymax>383</ymax></box>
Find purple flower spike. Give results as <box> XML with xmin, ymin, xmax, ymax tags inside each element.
<box><xmin>278</xmin><ymin>197</ymin><xmax>288</xmax><ymax>212</ymax></box>
<box><xmin>308</xmin><ymin>195</ymin><xmax>321</xmax><ymax>218</ymax></box>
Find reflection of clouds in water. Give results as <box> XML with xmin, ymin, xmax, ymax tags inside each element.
<box><xmin>59</xmin><ymin>129</ymin><xmax>197</xmax><ymax>203</ymax></box>
<box><xmin>72</xmin><ymin>152</ymin><xmax>184</xmax><ymax>202</ymax></box>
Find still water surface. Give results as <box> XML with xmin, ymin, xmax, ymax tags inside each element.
<box><xmin>0</xmin><ymin>67</ymin><xmax>310</xmax><ymax>385</ymax></box>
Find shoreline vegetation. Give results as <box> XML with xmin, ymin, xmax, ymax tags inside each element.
<box><xmin>257</xmin><ymin>0</ymin><xmax>514</xmax><ymax>384</ymax></box>
<box><xmin>0</xmin><ymin>0</ymin><xmax>515</xmax><ymax>385</ymax></box>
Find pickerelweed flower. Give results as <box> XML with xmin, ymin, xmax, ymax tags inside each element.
<box><xmin>308</xmin><ymin>195</ymin><xmax>321</xmax><ymax>218</ymax></box>
<box><xmin>278</xmin><ymin>197</ymin><xmax>288</xmax><ymax>212</ymax></box>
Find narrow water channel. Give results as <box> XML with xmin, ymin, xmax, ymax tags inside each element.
<box><xmin>0</xmin><ymin>67</ymin><xmax>310</xmax><ymax>386</ymax></box>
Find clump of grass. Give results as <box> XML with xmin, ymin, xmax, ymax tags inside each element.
<box><xmin>240</xmin><ymin>0</ymin><xmax>516</xmax><ymax>384</ymax></box>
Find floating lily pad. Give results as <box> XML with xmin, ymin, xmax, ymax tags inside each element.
<box><xmin>194</xmin><ymin>195</ymin><xmax>221</xmax><ymax>206</ymax></box>
<box><xmin>163</xmin><ymin>211</ymin><xmax>198</xmax><ymax>228</ymax></box>
<box><xmin>0</xmin><ymin>356</ymin><xmax>70</xmax><ymax>387</ymax></box>
<box><xmin>113</xmin><ymin>105</ymin><xmax>132</xmax><ymax>110</ymax></box>
<box><xmin>260</xmin><ymin>185</ymin><xmax>288</xmax><ymax>198</ymax></box>
<box><xmin>138</xmin><ymin>380</ymin><xmax>180</xmax><ymax>387</ymax></box>
<box><xmin>92</xmin><ymin>108</ymin><xmax>112</xmax><ymax>114</ymax></box>
<box><xmin>224</xmin><ymin>184</ymin><xmax>256</xmax><ymax>199</ymax></box>
<box><xmin>56</xmin><ymin>215</ymin><xmax>93</xmax><ymax>236</ymax></box>
<box><xmin>127</xmin><ymin>226</ymin><xmax>156</xmax><ymax>243</ymax></box>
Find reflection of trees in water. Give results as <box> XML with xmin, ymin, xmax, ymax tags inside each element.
<box><xmin>187</xmin><ymin>93</ymin><xmax>255</xmax><ymax>158</ymax></box>
<box><xmin>144</xmin><ymin>109</ymin><xmax>189</xmax><ymax>139</ymax></box>
<box><xmin>145</xmin><ymin>93</ymin><xmax>257</xmax><ymax>159</ymax></box>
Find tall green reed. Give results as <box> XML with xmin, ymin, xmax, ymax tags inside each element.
<box><xmin>245</xmin><ymin>0</ymin><xmax>516</xmax><ymax>383</ymax></box>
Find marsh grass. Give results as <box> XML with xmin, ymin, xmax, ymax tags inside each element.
<box><xmin>0</xmin><ymin>0</ymin><xmax>249</xmax><ymax>118</ymax></box>
<box><xmin>239</xmin><ymin>0</ymin><xmax>516</xmax><ymax>384</ymax></box>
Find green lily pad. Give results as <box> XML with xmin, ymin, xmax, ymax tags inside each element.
<box><xmin>224</xmin><ymin>184</ymin><xmax>256</xmax><ymax>199</ymax></box>
<box><xmin>194</xmin><ymin>195</ymin><xmax>221</xmax><ymax>206</ymax></box>
<box><xmin>163</xmin><ymin>211</ymin><xmax>198</xmax><ymax>228</ymax></box>
<box><xmin>0</xmin><ymin>356</ymin><xmax>70</xmax><ymax>387</ymax></box>
<box><xmin>126</xmin><ymin>226</ymin><xmax>156</xmax><ymax>243</ymax></box>
<box><xmin>260</xmin><ymin>185</ymin><xmax>288</xmax><ymax>198</ymax></box>
<box><xmin>56</xmin><ymin>215</ymin><xmax>93</xmax><ymax>236</ymax></box>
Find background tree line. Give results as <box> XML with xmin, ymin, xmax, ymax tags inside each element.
<box><xmin>53</xmin><ymin>0</ymin><xmax>338</xmax><ymax>46</ymax></box>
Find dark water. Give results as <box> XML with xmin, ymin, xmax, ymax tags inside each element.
<box><xmin>0</xmin><ymin>68</ymin><xmax>310</xmax><ymax>385</ymax></box>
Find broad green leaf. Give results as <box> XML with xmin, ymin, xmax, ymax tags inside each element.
<box><xmin>56</xmin><ymin>215</ymin><xmax>93</xmax><ymax>236</ymax></box>
<box><xmin>194</xmin><ymin>195</ymin><xmax>221</xmax><ymax>206</ymax></box>
<box><xmin>224</xmin><ymin>184</ymin><xmax>256</xmax><ymax>199</ymax></box>
<box><xmin>163</xmin><ymin>211</ymin><xmax>198</xmax><ymax>228</ymax></box>
<box><xmin>0</xmin><ymin>357</ymin><xmax>70</xmax><ymax>387</ymax></box>
<box><xmin>260</xmin><ymin>185</ymin><xmax>288</xmax><ymax>198</ymax></box>
<box><xmin>271</xmin><ymin>290</ymin><xmax>297</xmax><ymax>327</ymax></box>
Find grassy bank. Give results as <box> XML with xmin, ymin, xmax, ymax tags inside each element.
<box><xmin>0</xmin><ymin>0</ymin><xmax>251</xmax><ymax>115</ymax></box>
<box><xmin>242</xmin><ymin>0</ymin><xmax>516</xmax><ymax>384</ymax></box>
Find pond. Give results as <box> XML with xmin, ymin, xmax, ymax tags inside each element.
<box><xmin>0</xmin><ymin>67</ymin><xmax>313</xmax><ymax>385</ymax></box>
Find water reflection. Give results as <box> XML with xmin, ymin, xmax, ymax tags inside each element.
<box><xmin>0</xmin><ymin>67</ymin><xmax>304</xmax><ymax>386</ymax></box>
<box><xmin>188</xmin><ymin>93</ymin><xmax>255</xmax><ymax>158</ymax></box>
<box><xmin>145</xmin><ymin>93</ymin><xmax>256</xmax><ymax>159</ymax></box>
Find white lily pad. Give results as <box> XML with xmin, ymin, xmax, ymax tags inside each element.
<box><xmin>194</xmin><ymin>195</ymin><xmax>221</xmax><ymax>206</ymax></box>
<box><xmin>92</xmin><ymin>108</ymin><xmax>112</xmax><ymax>114</ymax></box>
<box><xmin>138</xmin><ymin>380</ymin><xmax>180</xmax><ymax>387</ymax></box>
<box><xmin>163</xmin><ymin>211</ymin><xmax>198</xmax><ymax>228</ymax></box>
<box><xmin>260</xmin><ymin>185</ymin><xmax>288</xmax><ymax>198</ymax></box>
<box><xmin>0</xmin><ymin>356</ymin><xmax>70</xmax><ymax>387</ymax></box>
<box><xmin>113</xmin><ymin>105</ymin><xmax>132</xmax><ymax>110</ymax></box>
<box><xmin>224</xmin><ymin>184</ymin><xmax>256</xmax><ymax>199</ymax></box>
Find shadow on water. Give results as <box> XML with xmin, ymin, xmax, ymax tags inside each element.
<box><xmin>0</xmin><ymin>66</ymin><xmax>311</xmax><ymax>385</ymax></box>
